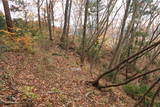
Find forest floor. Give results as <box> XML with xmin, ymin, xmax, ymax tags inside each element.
<box><xmin>0</xmin><ymin>38</ymin><xmax>135</xmax><ymax>107</ymax></box>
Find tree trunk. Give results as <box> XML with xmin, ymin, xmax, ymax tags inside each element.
<box><xmin>96</xmin><ymin>0</ymin><xmax>99</xmax><ymax>32</ymax></box>
<box><xmin>61</xmin><ymin>0</ymin><xmax>70</xmax><ymax>47</ymax></box>
<box><xmin>37</xmin><ymin>0</ymin><xmax>44</xmax><ymax>30</ymax></box>
<box><xmin>51</xmin><ymin>0</ymin><xmax>55</xmax><ymax>36</ymax></box>
<box><xmin>108</xmin><ymin>0</ymin><xmax>131</xmax><ymax>70</ymax></box>
<box><xmin>38</xmin><ymin>5</ymin><xmax>41</xmax><ymax>30</ymax></box>
<box><xmin>46</xmin><ymin>0</ymin><xmax>53</xmax><ymax>40</ymax></box>
<box><xmin>66</xmin><ymin>0</ymin><xmax>72</xmax><ymax>50</ymax></box>
<box><xmin>81</xmin><ymin>0</ymin><xmax>89</xmax><ymax>64</ymax></box>
<box><xmin>2</xmin><ymin>0</ymin><xmax>13</xmax><ymax>32</ymax></box>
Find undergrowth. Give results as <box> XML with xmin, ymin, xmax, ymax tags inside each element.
<box><xmin>123</xmin><ymin>84</ymin><xmax>160</xmax><ymax>107</ymax></box>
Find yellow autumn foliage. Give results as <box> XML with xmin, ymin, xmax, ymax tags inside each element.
<box><xmin>15</xmin><ymin>35</ymin><xmax>33</xmax><ymax>50</ymax></box>
<box><xmin>0</xmin><ymin>29</ymin><xmax>33</xmax><ymax>51</ymax></box>
<box><xmin>0</xmin><ymin>29</ymin><xmax>16</xmax><ymax>36</ymax></box>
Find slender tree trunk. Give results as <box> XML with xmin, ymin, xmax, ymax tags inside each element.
<box><xmin>43</xmin><ymin>9</ymin><xmax>47</xmax><ymax>25</ymax></box>
<box><xmin>96</xmin><ymin>0</ymin><xmax>99</xmax><ymax>32</ymax></box>
<box><xmin>61</xmin><ymin>0</ymin><xmax>70</xmax><ymax>49</ymax></box>
<box><xmin>51</xmin><ymin>1</ymin><xmax>55</xmax><ymax>36</ymax></box>
<box><xmin>66</xmin><ymin>0</ymin><xmax>72</xmax><ymax>50</ymax></box>
<box><xmin>46</xmin><ymin>0</ymin><xmax>53</xmax><ymax>40</ymax></box>
<box><xmin>38</xmin><ymin>6</ymin><xmax>41</xmax><ymax>30</ymax></box>
<box><xmin>24</xmin><ymin>11</ymin><xmax>28</xmax><ymax>25</ymax></box>
<box><xmin>108</xmin><ymin>0</ymin><xmax>131</xmax><ymax>70</ymax></box>
<box><xmin>81</xmin><ymin>0</ymin><xmax>89</xmax><ymax>64</ymax></box>
<box><xmin>2</xmin><ymin>0</ymin><xmax>13</xmax><ymax>32</ymax></box>
<box><xmin>37</xmin><ymin>0</ymin><xmax>44</xmax><ymax>30</ymax></box>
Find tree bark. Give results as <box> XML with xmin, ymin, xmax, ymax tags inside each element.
<box><xmin>2</xmin><ymin>0</ymin><xmax>14</xmax><ymax>32</ymax></box>
<box><xmin>46</xmin><ymin>0</ymin><xmax>53</xmax><ymax>40</ymax></box>
<box><xmin>38</xmin><ymin>1</ymin><xmax>41</xmax><ymax>30</ymax></box>
<box><xmin>66</xmin><ymin>0</ymin><xmax>72</xmax><ymax>50</ymax></box>
<box><xmin>61</xmin><ymin>0</ymin><xmax>70</xmax><ymax>46</ymax></box>
<box><xmin>51</xmin><ymin>0</ymin><xmax>55</xmax><ymax>36</ymax></box>
<box><xmin>108</xmin><ymin>0</ymin><xmax>131</xmax><ymax>70</ymax></box>
<box><xmin>81</xmin><ymin>0</ymin><xmax>89</xmax><ymax>64</ymax></box>
<box><xmin>96</xmin><ymin>0</ymin><xmax>99</xmax><ymax>32</ymax></box>
<box><xmin>36</xmin><ymin>0</ymin><xmax>44</xmax><ymax>30</ymax></box>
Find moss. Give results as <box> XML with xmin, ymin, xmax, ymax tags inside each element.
<box><xmin>19</xmin><ymin>86</ymin><xmax>38</xmax><ymax>100</ymax></box>
<box><xmin>50</xmin><ymin>87</ymin><xmax>61</xmax><ymax>94</ymax></box>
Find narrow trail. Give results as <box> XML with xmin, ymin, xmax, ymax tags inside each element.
<box><xmin>0</xmin><ymin>41</ymin><xmax>135</xmax><ymax>107</ymax></box>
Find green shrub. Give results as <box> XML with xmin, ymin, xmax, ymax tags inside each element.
<box><xmin>124</xmin><ymin>84</ymin><xmax>141</xmax><ymax>97</ymax></box>
<box><xmin>123</xmin><ymin>84</ymin><xmax>160</xmax><ymax>106</ymax></box>
<box><xmin>13</xmin><ymin>18</ymin><xmax>41</xmax><ymax>37</ymax></box>
<box><xmin>0</xmin><ymin>12</ymin><xmax>6</xmax><ymax>30</ymax></box>
<box><xmin>29</xmin><ymin>28</ymin><xmax>41</xmax><ymax>37</ymax></box>
<box><xmin>123</xmin><ymin>84</ymin><xmax>153</xmax><ymax>97</ymax></box>
<box><xmin>143</xmin><ymin>99</ymin><xmax>160</xmax><ymax>107</ymax></box>
<box><xmin>133</xmin><ymin>31</ymin><xmax>149</xmax><ymax>38</ymax></box>
<box><xmin>0</xmin><ymin>16</ymin><xmax>6</xmax><ymax>30</ymax></box>
<box><xmin>104</xmin><ymin>71</ymin><xmax>116</xmax><ymax>80</ymax></box>
<box><xmin>86</xmin><ymin>42</ymin><xmax>102</xmax><ymax>62</ymax></box>
<box><xmin>13</xmin><ymin>18</ymin><xmax>25</xmax><ymax>28</ymax></box>
<box><xmin>0</xmin><ymin>12</ymin><xmax>6</xmax><ymax>36</ymax></box>
<box><xmin>155</xmin><ymin>103</ymin><xmax>160</xmax><ymax>107</ymax></box>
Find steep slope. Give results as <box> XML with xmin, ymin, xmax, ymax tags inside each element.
<box><xmin>0</xmin><ymin>39</ymin><xmax>135</xmax><ymax>107</ymax></box>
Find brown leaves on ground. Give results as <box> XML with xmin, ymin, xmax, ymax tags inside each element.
<box><xmin>0</xmin><ymin>41</ymin><xmax>135</xmax><ymax>107</ymax></box>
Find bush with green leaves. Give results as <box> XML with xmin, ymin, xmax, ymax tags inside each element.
<box><xmin>123</xmin><ymin>84</ymin><xmax>151</xmax><ymax>97</ymax></box>
<box><xmin>13</xmin><ymin>18</ymin><xmax>41</xmax><ymax>37</ymax></box>
<box><xmin>104</xmin><ymin>71</ymin><xmax>116</xmax><ymax>80</ymax></box>
<box><xmin>123</xmin><ymin>84</ymin><xmax>160</xmax><ymax>107</ymax></box>
<box><xmin>87</xmin><ymin>44</ymin><xmax>99</xmax><ymax>58</ymax></box>
<box><xmin>13</xmin><ymin>18</ymin><xmax>25</xmax><ymax>28</ymax></box>
<box><xmin>0</xmin><ymin>12</ymin><xmax>6</xmax><ymax>31</ymax></box>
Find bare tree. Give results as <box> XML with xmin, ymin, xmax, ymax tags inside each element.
<box><xmin>72</xmin><ymin>0</ymin><xmax>84</xmax><ymax>41</ymax></box>
<box><xmin>34</xmin><ymin>0</ymin><xmax>44</xmax><ymax>30</ymax></box>
<box><xmin>108</xmin><ymin>0</ymin><xmax>132</xmax><ymax>70</ymax></box>
<box><xmin>50</xmin><ymin>0</ymin><xmax>56</xmax><ymax>36</ymax></box>
<box><xmin>60</xmin><ymin>0</ymin><xmax>72</xmax><ymax>49</ymax></box>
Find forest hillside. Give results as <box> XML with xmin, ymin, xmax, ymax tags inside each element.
<box><xmin>0</xmin><ymin>0</ymin><xmax>160</xmax><ymax>107</ymax></box>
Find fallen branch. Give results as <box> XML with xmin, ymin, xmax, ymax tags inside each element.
<box><xmin>90</xmin><ymin>40</ymin><xmax>160</xmax><ymax>89</ymax></box>
<box><xmin>0</xmin><ymin>98</ymin><xmax>20</xmax><ymax>105</ymax></box>
<box><xmin>98</xmin><ymin>68</ymin><xmax>160</xmax><ymax>89</ymax></box>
